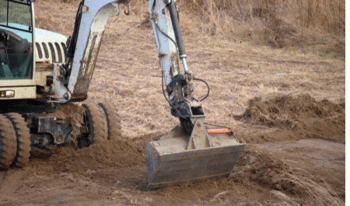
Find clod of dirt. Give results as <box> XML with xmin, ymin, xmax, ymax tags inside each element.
<box><xmin>234</xmin><ymin>94</ymin><xmax>345</xmax><ymax>143</ymax></box>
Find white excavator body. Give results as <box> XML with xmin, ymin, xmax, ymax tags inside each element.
<box><xmin>0</xmin><ymin>0</ymin><xmax>244</xmax><ymax>189</ymax></box>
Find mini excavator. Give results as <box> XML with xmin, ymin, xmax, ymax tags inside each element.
<box><xmin>0</xmin><ymin>0</ymin><xmax>244</xmax><ymax>189</ymax></box>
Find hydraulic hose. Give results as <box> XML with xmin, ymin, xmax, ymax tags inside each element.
<box><xmin>66</xmin><ymin>0</ymin><xmax>84</xmax><ymax>59</ymax></box>
<box><xmin>194</xmin><ymin>78</ymin><xmax>210</xmax><ymax>101</ymax></box>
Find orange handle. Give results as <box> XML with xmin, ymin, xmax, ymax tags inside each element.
<box><xmin>207</xmin><ymin>129</ymin><xmax>231</xmax><ymax>134</ymax></box>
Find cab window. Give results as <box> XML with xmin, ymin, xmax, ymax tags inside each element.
<box><xmin>0</xmin><ymin>0</ymin><xmax>33</xmax><ymax>80</ymax></box>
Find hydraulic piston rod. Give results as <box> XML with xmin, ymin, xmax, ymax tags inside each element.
<box><xmin>167</xmin><ymin>1</ymin><xmax>189</xmax><ymax>73</ymax></box>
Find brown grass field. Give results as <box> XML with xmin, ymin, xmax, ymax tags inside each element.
<box><xmin>0</xmin><ymin>0</ymin><xmax>345</xmax><ymax>205</ymax></box>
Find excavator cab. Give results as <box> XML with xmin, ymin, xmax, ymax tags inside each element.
<box><xmin>0</xmin><ymin>0</ymin><xmax>244</xmax><ymax>189</ymax></box>
<box><xmin>0</xmin><ymin>0</ymin><xmax>33</xmax><ymax>80</ymax></box>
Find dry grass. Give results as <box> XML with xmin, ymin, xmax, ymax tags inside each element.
<box><xmin>178</xmin><ymin>0</ymin><xmax>345</xmax><ymax>57</ymax></box>
<box><xmin>37</xmin><ymin>0</ymin><xmax>345</xmax><ymax>58</ymax></box>
<box><xmin>32</xmin><ymin>2</ymin><xmax>344</xmax><ymax>205</ymax></box>
<box><xmin>180</xmin><ymin>0</ymin><xmax>344</xmax><ymax>33</ymax></box>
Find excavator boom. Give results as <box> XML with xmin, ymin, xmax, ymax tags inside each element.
<box><xmin>46</xmin><ymin>0</ymin><xmax>245</xmax><ymax>189</ymax></box>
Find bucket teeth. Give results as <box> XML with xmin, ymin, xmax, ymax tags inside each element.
<box><xmin>146</xmin><ymin>124</ymin><xmax>245</xmax><ymax>189</ymax></box>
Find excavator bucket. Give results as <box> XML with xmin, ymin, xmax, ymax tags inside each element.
<box><xmin>146</xmin><ymin>119</ymin><xmax>245</xmax><ymax>189</ymax></box>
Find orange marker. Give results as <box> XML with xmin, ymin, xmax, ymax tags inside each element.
<box><xmin>207</xmin><ymin>129</ymin><xmax>231</xmax><ymax>134</ymax></box>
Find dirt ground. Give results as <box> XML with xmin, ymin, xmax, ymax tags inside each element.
<box><xmin>0</xmin><ymin>138</ymin><xmax>344</xmax><ymax>206</ymax></box>
<box><xmin>0</xmin><ymin>1</ymin><xmax>345</xmax><ymax>206</ymax></box>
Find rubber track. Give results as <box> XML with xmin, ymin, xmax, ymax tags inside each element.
<box><xmin>6</xmin><ymin>113</ymin><xmax>31</xmax><ymax>168</ymax></box>
<box><xmin>0</xmin><ymin>114</ymin><xmax>17</xmax><ymax>170</ymax></box>
<box><xmin>83</xmin><ymin>103</ymin><xmax>108</xmax><ymax>144</ymax></box>
<box><xmin>98</xmin><ymin>103</ymin><xmax>122</xmax><ymax>140</ymax></box>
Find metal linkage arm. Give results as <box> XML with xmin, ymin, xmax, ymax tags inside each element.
<box><xmin>147</xmin><ymin>0</ymin><xmax>206</xmax><ymax>131</ymax></box>
<box><xmin>147</xmin><ymin>0</ymin><xmax>181</xmax><ymax>86</ymax></box>
<box><xmin>66</xmin><ymin>0</ymin><xmax>128</xmax><ymax>101</ymax></box>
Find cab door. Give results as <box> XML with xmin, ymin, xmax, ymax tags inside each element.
<box><xmin>0</xmin><ymin>0</ymin><xmax>36</xmax><ymax>99</ymax></box>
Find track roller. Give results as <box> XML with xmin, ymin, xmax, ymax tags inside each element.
<box><xmin>98</xmin><ymin>103</ymin><xmax>122</xmax><ymax>140</ymax></box>
<box><xmin>6</xmin><ymin>113</ymin><xmax>31</xmax><ymax>168</ymax></box>
<box><xmin>78</xmin><ymin>103</ymin><xmax>108</xmax><ymax>147</ymax></box>
<box><xmin>0</xmin><ymin>114</ymin><xmax>17</xmax><ymax>170</ymax></box>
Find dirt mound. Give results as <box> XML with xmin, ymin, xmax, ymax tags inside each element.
<box><xmin>231</xmin><ymin>146</ymin><xmax>343</xmax><ymax>205</ymax></box>
<box><xmin>234</xmin><ymin>94</ymin><xmax>345</xmax><ymax>143</ymax></box>
<box><xmin>45</xmin><ymin>139</ymin><xmax>145</xmax><ymax>173</ymax></box>
<box><xmin>231</xmin><ymin>147</ymin><xmax>302</xmax><ymax>194</ymax></box>
<box><xmin>28</xmin><ymin>133</ymin><xmax>162</xmax><ymax>177</ymax></box>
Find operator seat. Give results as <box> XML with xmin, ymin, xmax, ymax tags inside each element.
<box><xmin>10</xmin><ymin>38</ymin><xmax>30</xmax><ymax>54</ymax></box>
<box><xmin>0</xmin><ymin>31</ymin><xmax>8</xmax><ymax>63</ymax></box>
<box><xmin>7</xmin><ymin>38</ymin><xmax>31</xmax><ymax>78</ymax></box>
<box><xmin>0</xmin><ymin>38</ymin><xmax>13</xmax><ymax>78</ymax></box>
<box><xmin>0</xmin><ymin>41</ymin><xmax>6</xmax><ymax>63</ymax></box>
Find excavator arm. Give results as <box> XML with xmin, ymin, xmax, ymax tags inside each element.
<box><xmin>63</xmin><ymin>0</ymin><xmax>204</xmax><ymax>128</ymax></box>
<box><xmin>58</xmin><ymin>0</ymin><xmax>244</xmax><ymax>190</ymax></box>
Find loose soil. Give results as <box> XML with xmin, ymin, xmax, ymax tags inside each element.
<box><xmin>0</xmin><ymin>138</ymin><xmax>344</xmax><ymax>206</ymax></box>
<box><xmin>0</xmin><ymin>1</ymin><xmax>345</xmax><ymax>206</ymax></box>
<box><xmin>233</xmin><ymin>94</ymin><xmax>345</xmax><ymax>144</ymax></box>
